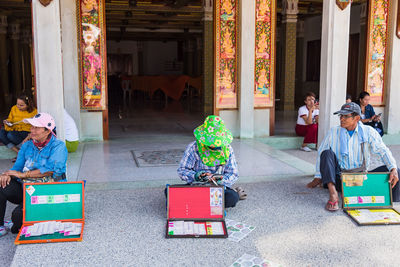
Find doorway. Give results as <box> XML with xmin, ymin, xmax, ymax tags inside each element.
<box><xmin>104</xmin><ymin>0</ymin><xmax>205</xmax><ymax>139</ymax></box>
<box><xmin>0</xmin><ymin>1</ymin><xmax>35</xmax><ymax>115</ymax></box>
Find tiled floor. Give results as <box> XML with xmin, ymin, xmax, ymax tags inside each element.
<box><xmin>75</xmin><ymin>108</ymin><xmax>305</xmax><ymax>184</ymax></box>
<box><xmin>3</xmin><ymin>105</ymin><xmax>400</xmax><ymax>266</ymax></box>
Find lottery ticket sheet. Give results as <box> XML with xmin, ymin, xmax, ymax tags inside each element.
<box><xmin>168</xmin><ymin>220</ymin><xmax>225</xmax><ymax>236</ymax></box>
<box><xmin>346</xmin><ymin>208</ymin><xmax>400</xmax><ymax>224</ymax></box>
<box><xmin>225</xmin><ymin>219</ymin><xmax>255</xmax><ymax>242</ymax></box>
<box><xmin>230</xmin><ymin>254</ymin><xmax>282</xmax><ymax>267</ymax></box>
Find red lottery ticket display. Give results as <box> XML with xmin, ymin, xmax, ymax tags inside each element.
<box><xmin>166</xmin><ymin>185</ymin><xmax>228</xmax><ymax>238</ymax></box>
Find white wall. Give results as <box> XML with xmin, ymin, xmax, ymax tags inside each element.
<box><xmin>239</xmin><ymin>0</ymin><xmax>254</xmax><ymax>138</ymax></box>
<box><xmin>32</xmin><ymin>0</ymin><xmax>65</xmax><ymax>141</ymax></box>
<box><xmin>385</xmin><ymin>0</ymin><xmax>400</xmax><ymax>134</ymax></box>
<box><xmin>61</xmin><ymin>0</ymin><xmax>81</xmax><ymax>139</ymax></box>
<box><xmin>80</xmin><ymin>112</ymin><xmax>103</xmax><ymax>141</ymax></box>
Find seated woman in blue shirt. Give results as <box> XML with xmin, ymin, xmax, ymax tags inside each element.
<box><xmin>356</xmin><ymin>91</ymin><xmax>384</xmax><ymax>136</ymax></box>
<box><xmin>0</xmin><ymin>113</ymin><xmax>68</xmax><ymax>237</ymax></box>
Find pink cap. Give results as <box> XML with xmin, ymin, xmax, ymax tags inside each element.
<box><xmin>24</xmin><ymin>113</ymin><xmax>56</xmax><ymax>132</ymax></box>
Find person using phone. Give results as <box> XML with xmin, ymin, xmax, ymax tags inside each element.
<box><xmin>177</xmin><ymin>115</ymin><xmax>242</xmax><ymax>207</ymax></box>
<box><xmin>0</xmin><ymin>95</ymin><xmax>37</xmax><ymax>156</ymax></box>
<box><xmin>0</xmin><ymin>113</ymin><xmax>68</xmax><ymax>237</ymax></box>
<box><xmin>295</xmin><ymin>92</ymin><xmax>319</xmax><ymax>152</ymax></box>
<box><xmin>356</xmin><ymin>91</ymin><xmax>384</xmax><ymax>136</ymax></box>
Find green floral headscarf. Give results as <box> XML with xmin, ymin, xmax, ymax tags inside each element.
<box><xmin>194</xmin><ymin>115</ymin><xmax>233</xmax><ymax>166</ymax></box>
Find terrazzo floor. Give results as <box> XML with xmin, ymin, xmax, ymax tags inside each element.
<box><xmin>2</xmin><ymin>108</ymin><xmax>400</xmax><ymax>266</ymax></box>
<box><xmin>9</xmin><ymin>179</ymin><xmax>400</xmax><ymax>267</ymax></box>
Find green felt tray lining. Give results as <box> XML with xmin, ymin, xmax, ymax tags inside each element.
<box><xmin>24</xmin><ymin>182</ymin><xmax>83</xmax><ymax>222</ymax></box>
<box><xmin>18</xmin><ymin>232</ymin><xmax>80</xmax><ymax>241</ymax></box>
<box><xmin>342</xmin><ymin>172</ymin><xmax>391</xmax><ymax>208</ymax></box>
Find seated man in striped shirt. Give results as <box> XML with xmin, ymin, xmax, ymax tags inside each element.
<box><xmin>308</xmin><ymin>102</ymin><xmax>399</xmax><ymax>211</ymax></box>
<box><xmin>177</xmin><ymin>115</ymin><xmax>240</xmax><ymax>208</ymax></box>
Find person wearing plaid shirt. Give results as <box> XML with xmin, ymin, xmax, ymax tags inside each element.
<box><xmin>177</xmin><ymin>116</ymin><xmax>240</xmax><ymax>208</ymax></box>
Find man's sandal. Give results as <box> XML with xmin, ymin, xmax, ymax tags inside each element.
<box><xmin>325</xmin><ymin>200</ymin><xmax>339</xmax><ymax>212</ymax></box>
<box><xmin>235</xmin><ymin>187</ymin><xmax>247</xmax><ymax>200</ymax></box>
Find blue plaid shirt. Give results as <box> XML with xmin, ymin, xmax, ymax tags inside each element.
<box><xmin>315</xmin><ymin>123</ymin><xmax>397</xmax><ymax>178</ymax></box>
<box><xmin>177</xmin><ymin>141</ymin><xmax>239</xmax><ymax>188</ymax></box>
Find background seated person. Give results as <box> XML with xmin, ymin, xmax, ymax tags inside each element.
<box><xmin>356</xmin><ymin>91</ymin><xmax>383</xmax><ymax>136</ymax></box>
<box><xmin>346</xmin><ymin>94</ymin><xmax>352</xmax><ymax>103</ymax></box>
<box><xmin>177</xmin><ymin>115</ymin><xmax>240</xmax><ymax>208</ymax></box>
<box><xmin>308</xmin><ymin>103</ymin><xmax>399</xmax><ymax>211</ymax></box>
<box><xmin>64</xmin><ymin>109</ymin><xmax>79</xmax><ymax>153</ymax></box>
<box><xmin>0</xmin><ymin>95</ymin><xmax>37</xmax><ymax>156</ymax></box>
<box><xmin>295</xmin><ymin>92</ymin><xmax>319</xmax><ymax>152</ymax></box>
<box><xmin>0</xmin><ymin>113</ymin><xmax>68</xmax><ymax>237</ymax></box>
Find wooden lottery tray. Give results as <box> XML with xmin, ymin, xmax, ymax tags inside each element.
<box><xmin>341</xmin><ymin>172</ymin><xmax>400</xmax><ymax>225</ymax></box>
<box><xmin>15</xmin><ymin>181</ymin><xmax>85</xmax><ymax>244</ymax></box>
<box><xmin>166</xmin><ymin>185</ymin><xmax>228</xmax><ymax>238</ymax></box>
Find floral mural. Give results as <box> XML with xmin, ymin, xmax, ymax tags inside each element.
<box><xmin>254</xmin><ymin>0</ymin><xmax>275</xmax><ymax>107</ymax></box>
<box><xmin>78</xmin><ymin>0</ymin><xmax>107</xmax><ymax>110</ymax></box>
<box><xmin>215</xmin><ymin>0</ymin><xmax>238</xmax><ymax>109</ymax></box>
<box><xmin>365</xmin><ymin>0</ymin><xmax>389</xmax><ymax>105</ymax></box>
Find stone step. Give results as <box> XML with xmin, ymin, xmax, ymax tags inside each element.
<box><xmin>257</xmin><ymin>133</ymin><xmax>400</xmax><ymax>150</ymax></box>
<box><xmin>257</xmin><ymin>136</ymin><xmax>304</xmax><ymax>149</ymax></box>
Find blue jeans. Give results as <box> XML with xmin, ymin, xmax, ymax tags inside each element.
<box><xmin>319</xmin><ymin>149</ymin><xmax>400</xmax><ymax>202</ymax></box>
<box><xmin>0</xmin><ymin>129</ymin><xmax>29</xmax><ymax>149</ymax></box>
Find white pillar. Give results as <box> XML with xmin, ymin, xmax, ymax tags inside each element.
<box><xmin>385</xmin><ymin>0</ymin><xmax>400</xmax><ymax>134</ymax></box>
<box><xmin>60</xmin><ymin>0</ymin><xmax>81</xmax><ymax>135</ymax></box>
<box><xmin>239</xmin><ymin>0</ymin><xmax>255</xmax><ymax>138</ymax></box>
<box><xmin>318</xmin><ymin>1</ymin><xmax>351</xmax><ymax>144</ymax></box>
<box><xmin>32</xmin><ymin>0</ymin><xmax>65</xmax><ymax>141</ymax></box>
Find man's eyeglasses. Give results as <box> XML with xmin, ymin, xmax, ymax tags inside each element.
<box><xmin>339</xmin><ymin>114</ymin><xmax>354</xmax><ymax>119</ymax></box>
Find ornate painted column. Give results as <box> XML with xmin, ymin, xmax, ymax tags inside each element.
<box><xmin>77</xmin><ymin>0</ymin><xmax>108</xmax><ymax>140</ymax></box>
<box><xmin>21</xmin><ymin>28</ymin><xmax>32</xmax><ymax>94</ymax></box>
<box><xmin>280</xmin><ymin>0</ymin><xmax>298</xmax><ymax>111</ymax></box>
<box><xmin>215</xmin><ymin>0</ymin><xmax>239</xmax><ymax>110</ymax></box>
<box><xmin>9</xmin><ymin>21</ymin><xmax>22</xmax><ymax>97</ymax></box>
<box><xmin>0</xmin><ymin>14</ymin><xmax>10</xmax><ymax>110</ymax></box>
<box><xmin>254</xmin><ymin>0</ymin><xmax>276</xmax><ymax>136</ymax></box>
<box><xmin>203</xmin><ymin>0</ymin><xmax>214</xmax><ymax>116</ymax></box>
<box><xmin>364</xmin><ymin>0</ymin><xmax>390</xmax><ymax>105</ymax></box>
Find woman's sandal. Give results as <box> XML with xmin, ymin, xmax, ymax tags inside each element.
<box><xmin>235</xmin><ymin>186</ymin><xmax>247</xmax><ymax>200</ymax></box>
